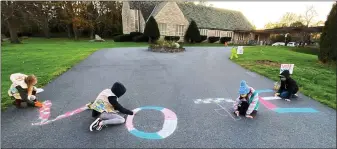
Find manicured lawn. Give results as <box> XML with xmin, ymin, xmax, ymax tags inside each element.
<box><xmin>1</xmin><ymin>38</ymin><xmax>148</xmax><ymax>110</ymax></box>
<box><xmin>231</xmin><ymin>46</ymin><xmax>336</xmax><ymax>109</ymax></box>
<box><xmin>1</xmin><ymin>38</ymin><xmax>231</xmax><ymax>109</ymax></box>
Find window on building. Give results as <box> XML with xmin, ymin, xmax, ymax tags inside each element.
<box><xmin>215</xmin><ymin>31</ymin><xmax>220</xmax><ymax>37</ymax></box>
<box><xmin>199</xmin><ymin>29</ymin><xmax>208</xmax><ymax>36</ymax></box>
<box><xmin>176</xmin><ymin>25</ymin><xmax>185</xmax><ymax>36</ymax></box>
<box><xmin>135</xmin><ymin>10</ymin><xmax>139</xmax><ymax>32</ymax></box>
<box><xmin>158</xmin><ymin>23</ymin><xmax>167</xmax><ymax>35</ymax></box>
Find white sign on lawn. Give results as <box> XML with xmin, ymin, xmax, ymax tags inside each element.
<box><xmin>237</xmin><ymin>46</ymin><xmax>244</xmax><ymax>54</ymax></box>
<box><xmin>280</xmin><ymin>64</ymin><xmax>294</xmax><ymax>74</ymax></box>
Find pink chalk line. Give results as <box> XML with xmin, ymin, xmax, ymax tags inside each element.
<box><xmin>32</xmin><ymin>101</ymin><xmax>89</xmax><ymax>126</ymax></box>
<box><xmin>258</xmin><ymin>96</ymin><xmax>277</xmax><ymax>110</ymax></box>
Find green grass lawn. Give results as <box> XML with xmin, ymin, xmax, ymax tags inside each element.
<box><xmin>1</xmin><ymin>38</ymin><xmax>232</xmax><ymax>110</ymax></box>
<box><xmin>231</xmin><ymin>46</ymin><xmax>336</xmax><ymax>109</ymax></box>
<box><xmin>1</xmin><ymin>38</ymin><xmax>149</xmax><ymax>110</ymax></box>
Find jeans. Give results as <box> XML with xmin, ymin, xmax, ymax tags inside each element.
<box><xmin>280</xmin><ymin>91</ymin><xmax>290</xmax><ymax>99</ymax></box>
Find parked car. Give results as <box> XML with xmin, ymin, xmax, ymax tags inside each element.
<box><xmin>287</xmin><ymin>42</ymin><xmax>297</xmax><ymax>47</ymax></box>
<box><xmin>272</xmin><ymin>42</ymin><xmax>285</xmax><ymax>46</ymax></box>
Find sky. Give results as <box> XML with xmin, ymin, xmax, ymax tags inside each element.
<box><xmin>207</xmin><ymin>1</ymin><xmax>335</xmax><ymax>29</ymax></box>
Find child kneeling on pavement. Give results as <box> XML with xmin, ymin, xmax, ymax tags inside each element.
<box><xmin>233</xmin><ymin>80</ymin><xmax>259</xmax><ymax>119</ymax></box>
<box><xmin>88</xmin><ymin>82</ymin><xmax>134</xmax><ymax>131</ymax></box>
<box><xmin>8</xmin><ymin>73</ymin><xmax>43</xmax><ymax>108</ymax></box>
<box><xmin>275</xmin><ymin>70</ymin><xmax>299</xmax><ymax>102</ymax></box>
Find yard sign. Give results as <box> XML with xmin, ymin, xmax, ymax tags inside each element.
<box><xmin>237</xmin><ymin>46</ymin><xmax>244</xmax><ymax>54</ymax></box>
<box><xmin>280</xmin><ymin>64</ymin><xmax>294</xmax><ymax>74</ymax></box>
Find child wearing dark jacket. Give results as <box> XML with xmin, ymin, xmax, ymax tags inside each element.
<box><xmin>275</xmin><ymin>70</ymin><xmax>299</xmax><ymax>101</ymax></box>
<box><xmin>88</xmin><ymin>82</ymin><xmax>134</xmax><ymax>131</ymax></box>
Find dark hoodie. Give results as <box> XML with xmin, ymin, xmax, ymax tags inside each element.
<box><xmin>277</xmin><ymin>70</ymin><xmax>299</xmax><ymax>98</ymax></box>
<box><xmin>92</xmin><ymin>82</ymin><xmax>133</xmax><ymax>117</ymax></box>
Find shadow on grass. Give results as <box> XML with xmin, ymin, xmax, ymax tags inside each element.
<box><xmin>290</xmin><ymin>47</ymin><xmax>319</xmax><ymax>55</ymax></box>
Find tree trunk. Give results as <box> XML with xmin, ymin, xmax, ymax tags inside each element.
<box><xmin>73</xmin><ymin>25</ymin><xmax>78</xmax><ymax>40</ymax></box>
<box><xmin>42</xmin><ymin>17</ymin><xmax>50</xmax><ymax>38</ymax></box>
<box><xmin>90</xmin><ymin>27</ymin><xmax>94</xmax><ymax>39</ymax></box>
<box><xmin>6</xmin><ymin>19</ymin><xmax>20</xmax><ymax>44</ymax></box>
<box><xmin>66</xmin><ymin>24</ymin><xmax>72</xmax><ymax>38</ymax></box>
<box><xmin>148</xmin><ymin>37</ymin><xmax>152</xmax><ymax>44</ymax></box>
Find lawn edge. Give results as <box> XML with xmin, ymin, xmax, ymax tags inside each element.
<box><xmin>230</xmin><ymin>58</ymin><xmax>336</xmax><ymax>110</ymax></box>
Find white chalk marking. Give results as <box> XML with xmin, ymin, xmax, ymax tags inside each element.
<box><xmin>214</xmin><ymin>109</ymin><xmax>227</xmax><ymax>116</ymax></box>
<box><xmin>203</xmin><ymin>98</ymin><xmax>213</xmax><ymax>103</ymax></box>
<box><xmin>215</xmin><ymin>103</ymin><xmax>241</xmax><ymax>121</ymax></box>
<box><xmin>194</xmin><ymin>99</ymin><xmax>203</xmax><ymax>104</ymax></box>
<box><xmin>224</xmin><ymin>99</ymin><xmax>235</xmax><ymax>103</ymax></box>
<box><xmin>262</xmin><ymin>96</ymin><xmax>282</xmax><ymax>100</ymax></box>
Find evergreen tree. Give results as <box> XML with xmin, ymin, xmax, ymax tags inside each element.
<box><xmin>319</xmin><ymin>2</ymin><xmax>337</xmax><ymax>63</ymax></box>
<box><xmin>184</xmin><ymin>20</ymin><xmax>201</xmax><ymax>43</ymax></box>
<box><xmin>144</xmin><ymin>16</ymin><xmax>160</xmax><ymax>43</ymax></box>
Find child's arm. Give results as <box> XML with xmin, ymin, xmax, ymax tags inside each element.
<box><xmin>108</xmin><ymin>96</ymin><xmax>133</xmax><ymax>115</ymax></box>
<box><xmin>233</xmin><ymin>97</ymin><xmax>240</xmax><ymax>111</ymax></box>
<box><xmin>246</xmin><ymin>93</ymin><xmax>259</xmax><ymax>115</ymax></box>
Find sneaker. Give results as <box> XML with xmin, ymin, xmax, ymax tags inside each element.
<box><xmin>89</xmin><ymin>118</ymin><xmax>101</xmax><ymax>131</ymax></box>
<box><xmin>285</xmin><ymin>99</ymin><xmax>291</xmax><ymax>102</ymax></box>
<box><xmin>292</xmin><ymin>94</ymin><xmax>299</xmax><ymax>98</ymax></box>
<box><xmin>96</xmin><ymin>122</ymin><xmax>107</xmax><ymax>131</ymax></box>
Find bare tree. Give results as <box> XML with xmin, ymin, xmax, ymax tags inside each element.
<box><xmin>303</xmin><ymin>5</ymin><xmax>318</xmax><ymax>27</ymax></box>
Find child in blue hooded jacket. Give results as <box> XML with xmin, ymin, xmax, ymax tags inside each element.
<box><xmin>233</xmin><ymin>80</ymin><xmax>259</xmax><ymax>119</ymax></box>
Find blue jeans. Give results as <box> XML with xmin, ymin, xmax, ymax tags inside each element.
<box><xmin>280</xmin><ymin>91</ymin><xmax>290</xmax><ymax>99</ymax></box>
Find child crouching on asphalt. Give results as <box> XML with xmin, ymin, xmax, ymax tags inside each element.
<box><xmin>233</xmin><ymin>80</ymin><xmax>260</xmax><ymax>119</ymax></box>
<box><xmin>275</xmin><ymin>70</ymin><xmax>299</xmax><ymax>102</ymax></box>
<box><xmin>8</xmin><ymin>73</ymin><xmax>43</xmax><ymax>108</ymax></box>
<box><xmin>87</xmin><ymin>82</ymin><xmax>134</xmax><ymax>131</ymax></box>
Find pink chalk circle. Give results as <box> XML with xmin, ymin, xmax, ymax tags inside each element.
<box><xmin>125</xmin><ymin>106</ymin><xmax>178</xmax><ymax>139</ymax></box>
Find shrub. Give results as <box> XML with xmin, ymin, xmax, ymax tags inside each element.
<box><xmin>220</xmin><ymin>37</ymin><xmax>232</xmax><ymax>43</ymax></box>
<box><xmin>196</xmin><ymin>36</ymin><xmax>207</xmax><ymax>43</ymax></box>
<box><xmin>319</xmin><ymin>2</ymin><xmax>337</xmax><ymax>63</ymax></box>
<box><xmin>130</xmin><ymin>32</ymin><xmax>143</xmax><ymax>38</ymax></box>
<box><xmin>184</xmin><ymin>20</ymin><xmax>201</xmax><ymax>43</ymax></box>
<box><xmin>149</xmin><ymin>39</ymin><xmax>182</xmax><ymax>49</ymax></box>
<box><xmin>144</xmin><ymin>16</ymin><xmax>160</xmax><ymax>43</ymax></box>
<box><xmin>113</xmin><ymin>34</ymin><xmax>132</xmax><ymax>42</ymax></box>
<box><xmin>164</xmin><ymin>36</ymin><xmax>180</xmax><ymax>42</ymax></box>
<box><xmin>133</xmin><ymin>35</ymin><xmax>149</xmax><ymax>42</ymax></box>
<box><xmin>111</xmin><ymin>33</ymin><xmax>122</xmax><ymax>37</ymax></box>
<box><xmin>208</xmin><ymin>36</ymin><xmax>220</xmax><ymax>43</ymax></box>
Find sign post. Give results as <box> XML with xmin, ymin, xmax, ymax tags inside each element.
<box><xmin>280</xmin><ymin>64</ymin><xmax>294</xmax><ymax>74</ymax></box>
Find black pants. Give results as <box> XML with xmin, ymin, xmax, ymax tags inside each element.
<box><xmin>236</xmin><ymin>101</ymin><xmax>257</xmax><ymax>116</ymax></box>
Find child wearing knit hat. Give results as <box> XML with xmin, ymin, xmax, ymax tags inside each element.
<box><xmin>233</xmin><ymin>80</ymin><xmax>260</xmax><ymax>119</ymax></box>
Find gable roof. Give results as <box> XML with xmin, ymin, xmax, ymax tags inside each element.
<box><xmin>127</xmin><ymin>1</ymin><xmax>253</xmax><ymax>31</ymax></box>
<box><xmin>128</xmin><ymin>1</ymin><xmax>162</xmax><ymax>21</ymax></box>
<box><xmin>177</xmin><ymin>3</ymin><xmax>253</xmax><ymax>31</ymax></box>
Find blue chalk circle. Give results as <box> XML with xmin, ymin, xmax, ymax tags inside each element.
<box><xmin>140</xmin><ymin>106</ymin><xmax>164</xmax><ymax>111</ymax></box>
<box><xmin>129</xmin><ymin>129</ymin><xmax>163</xmax><ymax>139</ymax></box>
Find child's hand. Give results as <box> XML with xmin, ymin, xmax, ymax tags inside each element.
<box><xmin>235</xmin><ymin>111</ymin><xmax>239</xmax><ymax>117</ymax></box>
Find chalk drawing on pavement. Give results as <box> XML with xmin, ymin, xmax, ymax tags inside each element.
<box><xmin>256</xmin><ymin>89</ymin><xmax>319</xmax><ymax>113</ymax></box>
<box><xmin>246</xmin><ymin>71</ymin><xmax>257</xmax><ymax>78</ymax></box>
<box><xmin>126</xmin><ymin>106</ymin><xmax>177</xmax><ymax>140</ymax></box>
<box><xmin>192</xmin><ymin>97</ymin><xmax>240</xmax><ymax>120</ymax></box>
<box><xmin>215</xmin><ymin>103</ymin><xmax>241</xmax><ymax>121</ymax></box>
<box><xmin>194</xmin><ymin>98</ymin><xmax>234</xmax><ymax>104</ymax></box>
<box><xmin>32</xmin><ymin>101</ymin><xmax>89</xmax><ymax>126</ymax></box>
